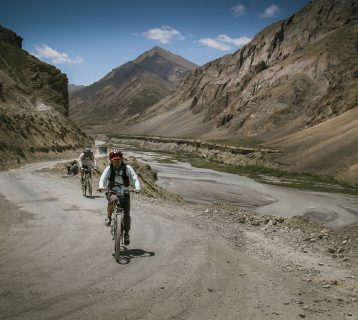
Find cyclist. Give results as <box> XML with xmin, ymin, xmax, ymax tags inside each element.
<box><xmin>98</xmin><ymin>150</ymin><xmax>141</xmax><ymax>245</ymax></box>
<box><xmin>79</xmin><ymin>146</ymin><xmax>97</xmax><ymax>184</ymax></box>
<box><xmin>67</xmin><ymin>159</ymin><xmax>79</xmax><ymax>176</ymax></box>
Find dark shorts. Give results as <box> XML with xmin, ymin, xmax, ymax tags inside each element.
<box><xmin>107</xmin><ymin>192</ymin><xmax>131</xmax><ymax>232</ymax></box>
<box><xmin>107</xmin><ymin>192</ymin><xmax>130</xmax><ymax>215</ymax></box>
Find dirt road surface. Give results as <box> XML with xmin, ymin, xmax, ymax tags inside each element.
<box><xmin>0</xmin><ymin>162</ymin><xmax>357</xmax><ymax>320</ymax></box>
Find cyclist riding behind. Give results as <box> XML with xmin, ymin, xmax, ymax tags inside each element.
<box><xmin>98</xmin><ymin>150</ymin><xmax>141</xmax><ymax>245</ymax></box>
<box><xmin>79</xmin><ymin>146</ymin><xmax>97</xmax><ymax>184</ymax></box>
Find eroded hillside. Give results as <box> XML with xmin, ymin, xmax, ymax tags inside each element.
<box><xmin>0</xmin><ymin>25</ymin><xmax>90</xmax><ymax>169</ymax></box>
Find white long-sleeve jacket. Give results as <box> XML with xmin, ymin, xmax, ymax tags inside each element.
<box><xmin>99</xmin><ymin>164</ymin><xmax>141</xmax><ymax>192</ymax></box>
<box><xmin>79</xmin><ymin>151</ymin><xmax>97</xmax><ymax>169</ymax></box>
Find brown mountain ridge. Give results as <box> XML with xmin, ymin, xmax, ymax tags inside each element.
<box><xmin>69</xmin><ymin>46</ymin><xmax>197</xmax><ymax>132</ymax></box>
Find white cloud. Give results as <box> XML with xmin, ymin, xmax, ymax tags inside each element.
<box><xmin>141</xmin><ymin>25</ymin><xmax>185</xmax><ymax>44</ymax></box>
<box><xmin>231</xmin><ymin>4</ymin><xmax>246</xmax><ymax>16</ymax></box>
<box><xmin>260</xmin><ymin>4</ymin><xmax>279</xmax><ymax>18</ymax></box>
<box><xmin>197</xmin><ymin>35</ymin><xmax>251</xmax><ymax>51</ymax></box>
<box><xmin>216</xmin><ymin>35</ymin><xmax>252</xmax><ymax>46</ymax></box>
<box><xmin>197</xmin><ymin>38</ymin><xmax>232</xmax><ymax>51</ymax></box>
<box><xmin>33</xmin><ymin>44</ymin><xmax>83</xmax><ymax>64</ymax></box>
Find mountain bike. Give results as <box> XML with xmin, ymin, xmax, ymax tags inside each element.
<box><xmin>81</xmin><ymin>166</ymin><xmax>93</xmax><ymax>197</ymax></box>
<box><xmin>112</xmin><ymin>189</ymin><xmax>127</xmax><ymax>261</ymax></box>
<box><xmin>105</xmin><ymin>188</ymin><xmax>129</xmax><ymax>262</ymax></box>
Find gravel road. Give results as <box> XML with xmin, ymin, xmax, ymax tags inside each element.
<box><xmin>0</xmin><ymin>161</ymin><xmax>357</xmax><ymax>320</ymax></box>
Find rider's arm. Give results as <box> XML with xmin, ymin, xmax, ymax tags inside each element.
<box><xmin>92</xmin><ymin>153</ymin><xmax>97</xmax><ymax>167</ymax></box>
<box><xmin>78</xmin><ymin>153</ymin><xmax>84</xmax><ymax>168</ymax></box>
<box><xmin>98</xmin><ymin>165</ymin><xmax>110</xmax><ymax>189</ymax></box>
<box><xmin>126</xmin><ymin>165</ymin><xmax>141</xmax><ymax>192</ymax></box>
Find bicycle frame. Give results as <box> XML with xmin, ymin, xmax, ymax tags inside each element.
<box><xmin>108</xmin><ymin>188</ymin><xmax>129</xmax><ymax>262</ymax></box>
<box><xmin>82</xmin><ymin>167</ymin><xmax>93</xmax><ymax>197</ymax></box>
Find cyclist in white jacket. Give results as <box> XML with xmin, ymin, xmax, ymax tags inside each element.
<box><xmin>98</xmin><ymin>150</ymin><xmax>140</xmax><ymax>245</ymax></box>
<box><xmin>79</xmin><ymin>146</ymin><xmax>97</xmax><ymax>183</ymax></box>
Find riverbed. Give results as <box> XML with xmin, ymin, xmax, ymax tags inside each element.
<box><xmin>127</xmin><ymin>150</ymin><xmax>358</xmax><ymax>230</ymax></box>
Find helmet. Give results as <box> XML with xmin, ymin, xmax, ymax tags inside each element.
<box><xmin>109</xmin><ymin>149</ymin><xmax>123</xmax><ymax>161</ymax></box>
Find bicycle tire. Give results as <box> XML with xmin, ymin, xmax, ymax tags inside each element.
<box><xmin>111</xmin><ymin>211</ymin><xmax>116</xmax><ymax>240</ymax></box>
<box><xmin>88</xmin><ymin>176</ymin><xmax>92</xmax><ymax>197</ymax></box>
<box><xmin>84</xmin><ymin>176</ymin><xmax>91</xmax><ymax>197</ymax></box>
<box><xmin>114</xmin><ymin>213</ymin><xmax>122</xmax><ymax>261</ymax></box>
<box><xmin>82</xmin><ymin>179</ymin><xmax>86</xmax><ymax>196</ymax></box>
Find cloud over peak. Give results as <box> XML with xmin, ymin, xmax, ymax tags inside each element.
<box><xmin>141</xmin><ymin>25</ymin><xmax>185</xmax><ymax>44</ymax></box>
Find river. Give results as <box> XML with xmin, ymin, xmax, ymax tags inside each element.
<box><xmin>126</xmin><ymin>150</ymin><xmax>358</xmax><ymax>230</ymax></box>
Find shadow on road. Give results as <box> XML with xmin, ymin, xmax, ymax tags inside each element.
<box><xmin>116</xmin><ymin>248</ymin><xmax>155</xmax><ymax>265</ymax></box>
<box><xmin>84</xmin><ymin>195</ymin><xmax>102</xmax><ymax>199</ymax></box>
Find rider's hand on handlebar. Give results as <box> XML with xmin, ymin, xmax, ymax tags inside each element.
<box><xmin>130</xmin><ymin>188</ymin><xmax>140</xmax><ymax>193</ymax></box>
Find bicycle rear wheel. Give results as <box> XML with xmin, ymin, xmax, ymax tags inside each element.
<box><xmin>88</xmin><ymin>177</ymin><xmax>92</xmax><ymax>197</ymax></box>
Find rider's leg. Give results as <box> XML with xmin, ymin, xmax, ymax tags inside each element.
<box><xmin>107</xmin><ymin>203</ymin><xmax>114</xmax><ymax>220</ymax></box>
<box><xmin>123</xmin><ymin>193</ymin><xmax>131</xmax><ymax>233</ymax></box>
<box><xmin>105</xmin><ymin>194</ymin><xmax>116</xmax><ymax>226</ymax></box>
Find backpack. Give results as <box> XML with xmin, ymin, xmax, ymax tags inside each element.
<box><xmin>108</xmin><ymin>163</ymin><xmax>130</xmax><ymax>188</ymax></box>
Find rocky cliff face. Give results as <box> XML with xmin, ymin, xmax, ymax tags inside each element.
<box><xmin>0</xmin><ymin>26</ymin><xmax>69</xmax><ymax>116</ymax></box>
<box><xmin>0</xmin><ymin>25</ymin><xmax>90</xmax><ymax>169</ymax></box>
<box><xmin>164</xmin><ymin>0</ymin><xmax>357</xmax><ymax>140</ymax></box>
<box><xmin>69</xmin><ymin>46</ymin><xmax>197</xmax><ymax>133</ymax></box>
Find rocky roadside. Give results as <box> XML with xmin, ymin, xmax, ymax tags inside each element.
<box><xmin>141</xmin><ymin>197</ymin><xmax>358</xmax><ymax>319</ymax></box>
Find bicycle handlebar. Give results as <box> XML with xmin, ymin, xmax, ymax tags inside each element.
<box><xmin>97</xmin><ymin>187</ymin><xmax>139</xmax><ymax>193</ymax></box>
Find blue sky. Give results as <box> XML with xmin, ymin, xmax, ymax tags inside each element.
<box><xmin>1</xmin><ymin>0</ymin><xmax>310</xmax><ymax>85</ymax></box>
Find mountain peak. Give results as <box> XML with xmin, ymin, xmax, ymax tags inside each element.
<box><xmin>135</xmin><ymin>46</ymin><xmax>198</xmax><ymax>70</ymax></box>
<box><xmin>139</xmin><ymin>46</ymin><xmax>172</xmax><ymax>59</ymax></box>
<box><xmin>152</xmin><ymin>45</ymin><xmax>163</xmax><ymax>51</ymax></box>
<box><xmin>0</xmin><ymin>25</ymin><xmax>23</xmax><ymax>48</ymax></box>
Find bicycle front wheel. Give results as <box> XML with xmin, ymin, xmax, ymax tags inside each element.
<box><xmin>114</xmin><ymin>214</ymin><xmax>122</xmax><ymax>261</ymax></box>
<box><xmin>82</xmin><ymin>179</ymin><xmax>86</xmax><ymax>196</ymax></box>
<box><xmin>87</xmin><ymin>177</ymin><xmax>92</xmax><ymax>197</ymax></box>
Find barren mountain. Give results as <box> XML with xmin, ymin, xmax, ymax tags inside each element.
<box><xmin>0</xmin><ymin>25</ymin><xmax>90</xmax><ymax>169</ymax></box>
<box><xmin>267</xmin><ymin>108</ymin><xmax>358</xmax><ymax>183</ymax></box>
<box><xmin>69</xmin><ymin>46</ymin><xmax>197</xmax><ymax>133</ymax></box>
<box><xmin>120</xmin><ymin>0</ymin><xmax>358</xmax><ymax>182</ymax></box>
<box><xmin>68</xmin><ymin>84</ymin><xmax>85</xmax><ymax>94</ymax></box>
